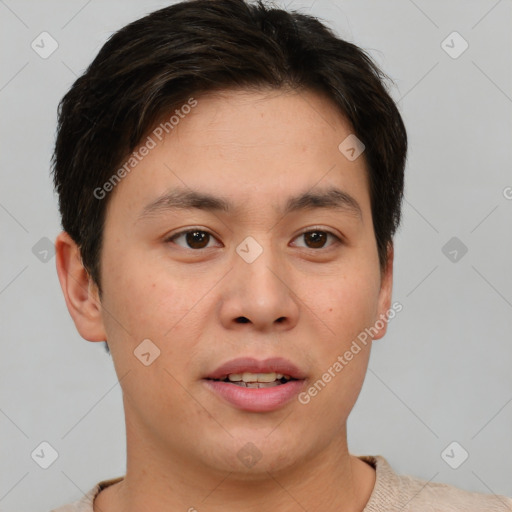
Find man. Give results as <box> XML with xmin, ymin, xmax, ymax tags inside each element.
<box><xmin>51</xmin><ymin>0</ymin><xmax>512</xmax><ymax>510</ymax></box>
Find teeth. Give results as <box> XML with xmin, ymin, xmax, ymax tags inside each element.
<box><xmin>232</xmin><ymin>381</ymin><xmax>280</xmax><ymax>388</ymax></box>
<box><xmin>226</xmin><ymin>372</ymin><xmax>292</xmax><ymax>383</ymax></box>
<box><xmin>251</xmin><ymin>372</ymin><xmax>276</xmax><ymax>383</ymax></box>
<box><xmin>242</xmin><ymin>371</ymin><xmax>276</xmax><ymax>382</ymax></box>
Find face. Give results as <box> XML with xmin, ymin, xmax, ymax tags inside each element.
<box><xmin>88</xmin><ymin>88</ymin><xmax>392</xmax><ymax>477</ymax></box>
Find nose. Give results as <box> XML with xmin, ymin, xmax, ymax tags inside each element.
<box><xmin>218</xmin><ymin>239</ymin><xmax>300</xmax><ymax>333</ymax></box>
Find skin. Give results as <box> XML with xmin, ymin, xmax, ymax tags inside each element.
<box><xmin>56</xmin><ymin>87</ymin><xmax>394</xmax><ymax>512</ymax></box>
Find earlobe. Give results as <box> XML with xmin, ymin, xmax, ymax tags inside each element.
<box><xmin>55</xmin><ymin>231</ymin><xmax>107</xmax><ymax>342</ymax></box>
<box><xmin>372</xmin><ymin>243</ymin><xmax>394</xmax><ymax>341</ymax></box>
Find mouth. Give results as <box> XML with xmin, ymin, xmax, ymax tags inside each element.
<box><xmin>203</xmin><ymin>357</ymin><xmax>306</xmax><ymax>412</ymax></box>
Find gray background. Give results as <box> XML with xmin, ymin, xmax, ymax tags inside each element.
<box><xmin>1</xmin><ymin>0</ymin><xmax>511</xmax><ymax>510</ymax></box>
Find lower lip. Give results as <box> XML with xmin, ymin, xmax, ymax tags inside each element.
<box><xmin>203</xmin><ymin>379</ymin><xmax>305</xmax><ymax>412</ymax></box>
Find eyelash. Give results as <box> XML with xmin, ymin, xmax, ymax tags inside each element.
<box><xmin>164</xmin><ymin>227</ymin><xmax>343</xmax><ymax>251</ymax></box>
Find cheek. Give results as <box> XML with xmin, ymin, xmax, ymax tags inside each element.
<box><xmin>100</xmin><ymin>244</ymin><xmax>178</xmax><ymax>329</ymax></box>
<box><xmin>100</xmin><ymin>249</ymin><xmax>206</xmax><ymax>373</ymax></box>
<box><xmin>299</xmin><ymin>274</ymin><xmax>377</xmax><ymax>420</ymax></box>
<box><xmin>316</xmin><ymin>267</ymin><xmax>381</xmax><ymax>340</ymax></box>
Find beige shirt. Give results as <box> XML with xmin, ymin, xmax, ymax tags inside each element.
<box><xmin>51</xmin><ymin>454</ymin><xmax>512</xmax><ymax>511</ymax></box>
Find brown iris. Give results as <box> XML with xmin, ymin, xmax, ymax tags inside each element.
<box><xmin>185</xmin><ymin>230</ymin><xmax>210</xmax><ymax>249</ymax></box>
<box><xmin>303</xmin><ymin>230</ymin><xmax>327</xmax><ymax>249</ymax></box>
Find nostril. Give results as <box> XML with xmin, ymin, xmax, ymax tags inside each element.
<box><xmin>236</xmin><ymin>317</ymin><xmax>250</xmax><ymax>323</ymax></box>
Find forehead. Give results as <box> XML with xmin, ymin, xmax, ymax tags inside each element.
<box><xmin>105</xmin><ymin>87</ymin><xmax>371</xmax><ymax>220</ymax></box>
<box><xmin>168</xmin><ymin>87</ymin><xmax>353</xmax><ymax>152</ymax></box>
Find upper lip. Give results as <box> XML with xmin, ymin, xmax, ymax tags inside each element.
<box><xmin>205</xmin><ymin>357</ymin><xmax>306</xmax><ymax>380</ymax></box>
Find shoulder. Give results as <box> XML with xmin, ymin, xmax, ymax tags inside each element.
<box><xmin>50</xmin><ymin>476</ymin><xmax>124</xmax><ymax>512</ymax></box>
<box><xmin>359</xmin><ymin>454</ymin><xmax>512</xmax><ymax>512</ymax></box>
<box><xmin>397</xmin><ymin>471</ymin><xmax>512</xmax><ymax>512</ymax></box>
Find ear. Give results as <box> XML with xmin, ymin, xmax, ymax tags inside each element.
<box><xmin>55</xmin><ymin>231</ymin><xmax>107</xmax><ymax>342</ymax></box>
<box><xmin>372</xmin><ymin>243</ymin><xmax>394</xmax><ymax>341</ymax></box>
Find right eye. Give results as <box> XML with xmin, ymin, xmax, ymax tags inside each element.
<box><xmin>165</xmin><ymin>228</ymin><xmax>222</xmax><ymax>250</ymax></box>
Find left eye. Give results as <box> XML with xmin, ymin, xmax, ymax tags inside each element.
<box><xmin>292</xmin><ymin>229</ymin><xmax>341</xmax><ymax>250</ymax></box>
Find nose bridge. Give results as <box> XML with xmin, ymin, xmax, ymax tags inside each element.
<box><xmin>235</xmin><ymin>232</ymin><xmax>284</xmax><ymax>294</ymax></box>
<box><xmin>225</xmin><ymin>231</ymin><xmax>297</xmax><ymax>327</ymax></box>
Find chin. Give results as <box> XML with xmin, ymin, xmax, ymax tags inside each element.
<box><xmin>202</xmin><ymin>428</ymin><xmax>311</xmax><ymax>477</ymax></box>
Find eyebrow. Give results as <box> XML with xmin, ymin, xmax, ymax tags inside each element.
<box><xmin>138</xmin><ymin>185</ymin><xmax>362</xmax><ymax>221</ymax></box>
